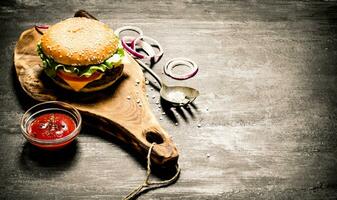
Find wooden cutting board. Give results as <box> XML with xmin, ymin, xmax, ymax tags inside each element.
<box><xmin>14</xmin><ymin>28</ymin><xmax>178</xmax><ymax>166</ymax></box>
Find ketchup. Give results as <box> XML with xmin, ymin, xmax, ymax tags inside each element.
<box><xmin>27</xmin><ymin>112</ymin><xmax>76</xmax><ymax>140</ymax></box>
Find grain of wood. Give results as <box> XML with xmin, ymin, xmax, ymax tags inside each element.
<box><xmin>1</xmin><ymin>0</ymin><xmax>337</xmax><ymax>199</ymax></box>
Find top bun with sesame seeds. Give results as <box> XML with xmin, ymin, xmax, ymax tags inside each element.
<box><xmin>37</xmin><ymin>17</ymin><xmax>125</xmax><ymax>92</ymax></box>
<box><xmin>40</xmin><ymin>17</ymin><xmax>119</xmax><ymax>66</ymax></box>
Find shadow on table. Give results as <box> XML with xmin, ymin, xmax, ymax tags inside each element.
<box><xmin>19</xmin><ymin>140</ymin><xmax>79</xmax><ymax>177</ymax></box>
<box><xmin>161</xmin><ymin>98</ymin><xmax>198</xmax><ymax>123</ymax></box>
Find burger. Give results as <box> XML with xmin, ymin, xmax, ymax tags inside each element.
<box><xmin>37</xmin><ymin>17</ymin><xmax>124</xmax><ymax>92</ymax></box>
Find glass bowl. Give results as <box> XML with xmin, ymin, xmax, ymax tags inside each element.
<box><xmin>21</xmin><ymin>101</ymin><xmax>82</xmax><ymax>150</ymax></box>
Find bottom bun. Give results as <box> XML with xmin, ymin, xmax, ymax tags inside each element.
<box><xmin>51</xmin><ymin>65</ymin><xmax>124</xmax><ymax>92</ymax></box>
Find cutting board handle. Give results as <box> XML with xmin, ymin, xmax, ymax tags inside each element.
<box><xmin>142</xmin><ymin>126</ymin><xmax>178</xmax><ymax>165</ymax></box>
<box><xmin>87</xmin><ymin>113</ymin><xmax>179</xmax><ymax>166</ymax></box>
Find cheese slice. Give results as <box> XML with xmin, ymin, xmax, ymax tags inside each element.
<box><xmin>60</xmin><ymin>73</ymin><xmax>103</xmax><ymax>92</ymax></box>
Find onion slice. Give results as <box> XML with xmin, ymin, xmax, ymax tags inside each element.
<box><xmin>35</xmin><ymin>25</ymin><xmax>49</xmax><ymax>35</ymax></box>
<box><xmin>117</xmin><ymin>26</ymin><xmax>197</xmax><ymax>80</ymax></box>
<box><xmin>130</xmin><ymin>35</ymin><xmax>164</xmax><ymax>63</ymax></box>
<box><xmin>121</xmin><ymin>36</ymin><xmax>156</xmax><ymax>59</ymax></box>
<box><xmin>114</xmin><ymin>26</ymin><xmax>143</xmax><ymax>38</ymax></box>
<box><xmin>164</xmin><ymin>57</ymin><xmax>198</xmax><ymax>80</ymax></box>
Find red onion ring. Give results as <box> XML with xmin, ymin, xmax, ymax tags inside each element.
<box><xmin>121</xmin><ymin>36</ymin><xmax>156</xmax><ymax>59</ymax></box>
<box><xmin>114</xmin><ymin>26</ymin><xmax>143</xmax><ymax>38</ymax></box>
<box><xmin>164</xmin><ymin>57</ymin><xmax>198</xmax><ymax>80</ymax></box>
<box><xmin>35</xmin><ymin>25</ymin><xmax>49</xmax><ymax>35</ymax></box>
<box><xmin>117</xmin><ymin>26</ymin><xmax>197</xmax><ymax>80</ymax></box>
<box><xmin>130</xmin><ymin>35</ymin><xmax>164</xmax><ymax>63</ymax></box>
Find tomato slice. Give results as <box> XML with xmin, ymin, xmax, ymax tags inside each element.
<box><xmin>57</xmin><ymin>70</ymin><xmax>102</xmax><ymax>82</ymax></box>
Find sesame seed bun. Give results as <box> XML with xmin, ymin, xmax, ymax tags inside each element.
<box><xmin>40</xmin><ymin>17</ymin><xmax>119</xmax><ymax>67</ymax></box>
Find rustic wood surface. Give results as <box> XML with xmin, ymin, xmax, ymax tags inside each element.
<box><xmin>1</xmin><ymin>0</ymin><xmax>337</xmax><ymax>199</ymax></box>
<box><xmin>14</xmin><ymin>27</ymin><xmax>178</xmax><ymax>166</ymax></box>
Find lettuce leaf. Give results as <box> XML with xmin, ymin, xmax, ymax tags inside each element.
<box><xmin>37</xmin><ymin>43</ymin><xmax>124</xmax><ymax>77</ymax></box>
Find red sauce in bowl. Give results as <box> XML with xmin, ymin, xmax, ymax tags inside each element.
<box><xmin>27</xmin><ymin>112</ymin><xmax>76</xmax><ymax>140</ymax></box>
<box><xmin>21</xmin><ymin>101</ymin><xmax>82</xmax><ymax>150</ymax></box>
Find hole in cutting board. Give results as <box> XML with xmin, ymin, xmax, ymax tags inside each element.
<box><xmin>145</xmin><ymin>132</ymin><xmax>164</xmax><ymax>144</ymax></box>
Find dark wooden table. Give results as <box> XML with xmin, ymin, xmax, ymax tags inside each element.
<box><xmin>1</xmin><ymin>0</ymin><xmax>337</xmax><ymax>199</ymax></box>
